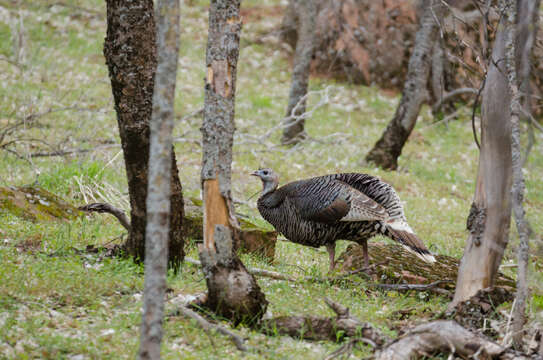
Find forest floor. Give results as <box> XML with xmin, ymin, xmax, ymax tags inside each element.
<box><xmin>1</xmin><ymin>0</ymin><xmax>543</xmax><ymax>359</ymax></box>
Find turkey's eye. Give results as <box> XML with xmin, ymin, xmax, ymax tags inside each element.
<box><xmin>263</xmin><ymin>170</ymin><xmax>268</xmax><ymax>175</ymax></box>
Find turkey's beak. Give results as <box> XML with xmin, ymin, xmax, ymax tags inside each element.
<box><xmin>250</xmin><ymin>171</ymin><xmax>259</xmax><ymax>177</ymax></box>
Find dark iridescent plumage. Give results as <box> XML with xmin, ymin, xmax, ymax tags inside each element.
<box><xmin>252</xmin><ymin>169</ymin><xmax>435</xmax><ymax>270</ymax></box>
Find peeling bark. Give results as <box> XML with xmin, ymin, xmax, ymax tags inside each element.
<box><xmin>103</xmin><ymin>0</ymin><xmax>185</xmax><ymax>271</ymax></box>
<box><xmin>201</xmin><ymin>0</ymin><xmax>242</xmax><ymax>249</ymax></box>
<box><xmin>137</xmin><ymin>0</ymin><xmax>180</xmax><ymax>359</ymax></box>
<box><xmin>280</xmin><ymin>0</ymin><xmax>317</xmax><ymax>145</ymax></box>
<box><xmin>365</xmin><ymin>0</ymin><xmax>445</xmax><ymax>170</ymax></box>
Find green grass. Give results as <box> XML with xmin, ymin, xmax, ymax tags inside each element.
<box><xmin>1</xmin><ymin>0</ymin><xmax>543</xmax><ymax>358</ymax></box>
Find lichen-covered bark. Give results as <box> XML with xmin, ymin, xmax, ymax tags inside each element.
<box><xmin>365</xmin><ymin>0</ymin><xmax>445</xmax><ymax>170</ymax></box>
<box><xmin>200</xmin><ymin>0</ymin><xmax>242</xmax><ymax>248</ymax></box>
<box><xmin>137</xmin><ymin>0</ymin><xmax>180</xmax><ymax>359</ymax></box>
<box><xmin>506</xmin><ymin>0</ymin><xmax>540</xmax><ymax>349</ymax></box>
<box><xmin>450</xmin><ymin>12</ymin><xmax>512</xmax><ymax>309</ymax></box>
<box><xmin>280</xmin><ymin>0</ymin><xmax>316</xmax><ymax>145</ymax></box>
<box><xmin>104</xmin><ymin>0</ymin><xmax>185</xmax><ymax>270</ymax></box>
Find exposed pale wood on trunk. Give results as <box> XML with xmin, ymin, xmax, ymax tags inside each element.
<box><xmin>365</xmin><ymin>0</ymin><xmax>446</xmax><ymax>170</ymax></box>
<box><xmin>203</xmin><ymin>179</ymin><xmax>229</xmax><ymax>250</ymax></box>
<box><xmin>450</xmin><ymin>10</ymin><xmax>513</xmax><ymax>309</ymax></box>
<box><xmin>201</xmin><ymin>0</ymin><xmax>242</xmax><ymax>250</ymax></box>
<box><xmin>137</xmin><ymin>0</ymin><xmax>180</xmax><ymax>358</ymax></box>
<box><xmin>103</xmin><ymin>0</ymin><xmax>185</xmax><ymax>271</ymax></box>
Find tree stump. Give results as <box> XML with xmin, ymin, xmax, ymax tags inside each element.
<box><xmin>198</xmin><ymin>225</ymin><xmax>268</xmax><ymax>325</ymax></box>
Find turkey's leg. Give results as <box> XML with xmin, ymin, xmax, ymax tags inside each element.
<box><xmin>326</xmin><ymin>243</ymin><xmax>336</xmax><ymax>271</ymax></box>
<box><xmin>362</xmin><ymin>239</ymin><xmax>369</xmax><ymax>268</ymax></box>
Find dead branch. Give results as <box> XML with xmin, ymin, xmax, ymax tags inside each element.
<box><xmin>260</xmin><ymin>297</ymin><xmax>387</xmax><ymax>344</ymax></box>
<box><xmin>173</xmin><ymin>305</ymin><xmax>247</xmax><ymax>352</ymax></box>
<box><xmin>432</xmin><ymin>87</ymin><xmax>478</xmax><ymax>113</ymax></box>
<box><xmin>375</xmin><ymin>320</ymin><xmax>506</xmax><ymax>360</ymax></box>
<box><xmin>79</xmin><ymin>203</ymin><xmax>131</xmax><ymax>231</ymax></box>
<box><xmin>368</xmin><ymin>280</ymin><xmax>453</xmax><ymax>297</ymax></box>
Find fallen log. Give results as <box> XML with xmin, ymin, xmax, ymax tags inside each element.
<box><xmin>79</xmin><ymin>201</ymin><xmax>278</xmax><ymax>262</ymax></box>
<box><xmin>337</xmin><ymin>243</ymin><xmax>516</xmax><ymax>292</ymax></box>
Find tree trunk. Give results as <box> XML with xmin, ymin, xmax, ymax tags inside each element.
<box><xmin>365</xmin><ymin>0</ymin><xmax>445</xmax><ymax>170</ymax></box>
<box><xmin>104</xmin><ymin>0</ymin><xmax>185</xmax><ymax>271</ymax></box>
<box><xmin>449</xmin><ymin>11</ymin><xmax>512</xmax><ymax>309</ymax></box>
<box><xmin>200</xmin><ymin>0</ymin><xmax>242</xmax><ymax>249</ymax></box>
<box><xmin>280</xmin><ymin>0</ymin><xmax>317</xmax><ymax>145</ymax></box>
<box><xmin>199</xmin><ymin>0</ymin><xmax>268</xmax><ymax>324</ymax></box>
<box><xmin>507</xmin><ymin>0</ymin><xmax>540</xmax><ymax>350</ymax></box>
<box><xmin>138</xmin><ymin>0</ymin><xmax>180</xmax><ymax>359</ymax></box>
<box><xmin>199</xmin><ymin>225</ymin><xmax>268</xmax><ymax>325</ymax></box>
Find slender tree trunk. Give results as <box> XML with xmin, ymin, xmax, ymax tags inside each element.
<box><xmin>137</xmin><ymin>0</ymin><xmax>180</xmax><ymax>359</ymax></box>
<box><xmin>365</xmin><ymin>0</ymin><xmax>445</xmax><ymax>170</ymax></box>
<box><xmin>449</xmin><ymin>10</ymin><xmax>513</xmax><ymax>309</ymax></box>
<box><xmin>507</xmin><ymin>0</ymin><xmax>540</xmax><ymax>349</ymax></box>
<box><xmin>280</xmin><ymin>0</ymin><xmax>317</xmax><ymax>145</ymax></box>
<box><xmin>200</xmin><ymin>0</ymin><xmax>242</xmax><ymax>248</ymax></box>
<box><xmin>199</xmin><ymin>0</ymin><xmax>268</xmax><ymax>324</ymax></box>
<box><xmin>104</xmin><ymin>0</ymin><xmax>185</xmax><ymax>271</ymax></box>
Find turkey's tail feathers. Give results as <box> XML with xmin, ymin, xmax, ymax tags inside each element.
<box><xmin>386</xmin><ymin>221</ymin><xmax>436</xmax><ymax>264</ymax></box>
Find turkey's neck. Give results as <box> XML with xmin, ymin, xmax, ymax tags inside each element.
<box><xmin>261</xmin><ymin>179</ymin><xmax>278</xmax><ymax>197</ymax></box>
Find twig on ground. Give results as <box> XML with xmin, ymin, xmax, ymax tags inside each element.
<box><xmin>79</xmin><ymin>203</ymin><xmax>131</xmax><ymax>231</ymax></box>
<box><xmin>368</xmin><ymin>280</ymin><xmax>453</xmax><ymax>297</ymax></box>
<box><xmin>173</xmin><ymin>305</ymin><xmax>248</xmax><ymax>352</ymax></box>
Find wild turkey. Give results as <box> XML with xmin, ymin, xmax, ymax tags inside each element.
<box><xmin>251</xmin><ymin>168</ymin><xmax>435</xmax><ymax>271</ymax></box>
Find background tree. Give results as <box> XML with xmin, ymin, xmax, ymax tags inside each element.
<box><xmin>365</xmin><ymin>0</ymin><xmax>445</xmax><ymax>170</ymax></box>
<box><xmin>504</xmin><ymin>0</ymin><xmax>540</xmax><ymax>349</ymax></box>
<box><xmin>280</xmin><ymin>0</ymin><xmax>317</xmax><ymax>145</ymax></box>
<box><xmin>199</xmin><ymin>0</ymin><xmax>268</xmax><ymax>323</ymax></box>
<box><xmin>104</xmin><ymin>0</ymin><xmax>185</xmax><ymax>271</ymax></box>
<box><xmin>138</xmin><ymin>0</ymin><xmax>180</xmax><ymax>358</ymax></box>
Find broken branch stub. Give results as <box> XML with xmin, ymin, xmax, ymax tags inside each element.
<box><xmin>198</xmin><ymin>225</ymin><xmax>268</xmax><ymax>325</ymax></box>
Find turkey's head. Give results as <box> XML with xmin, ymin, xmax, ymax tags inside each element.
<box><xmin>251</xmin><ymin>168</ymin><xmax>279</xmax><ymax>196</ymax></box>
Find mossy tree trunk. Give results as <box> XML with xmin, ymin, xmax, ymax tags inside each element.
<box><xmin>103</xmin><ymin>0</ymin><xmax>185</xmax><ymax>271</ymax></box>
<box><xmin>138</xmin><ymin>0</ymin><xmax>180</xmax><ymax>358</ymax></box>
<box><xmin>365</xmin><ymin>0</ymin><xmax>445</xmax><ymax>170</ymax></box>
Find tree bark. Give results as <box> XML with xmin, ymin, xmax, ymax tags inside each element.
<box><xmin>104</xmin><ymin>0</ymin><xmax>185</xmax><ymax>271</ymax></box>
<box><xmin>449</xmin><ymin>9</ymin><xmax>513</xmax><ymax>309</ymax></box>
<box><xmin>280</xmin><ymin>0</ymin><xmax>317</xmax><ymax>145</ymax></box>
<box><xmin>506</xmin><ymin>0</ymin><xmax>540</xmax><ymax>350</ymax></box>
<box><xmin>199</xmin><ymin>225</ymin><xmax>268</xmax><ymax>325</ymax></box>
<box><xmin>198</xmin><ymin>0</ymin><xmax>268</xmax><ymax>325</ymax></box>
<box><xmin>137</xmin><ymin>0</ymin><xmax>180</xmax><ymax>359</ymax></box>
<box><xmin>365</xmin><ymin>0</ymin><xmax>445</xmax><ymax>170</ymax></box>
<box><xmin>200</xmin><ymin>0</ymin><xmax>242</xmax><ymax>249</ymax></box>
